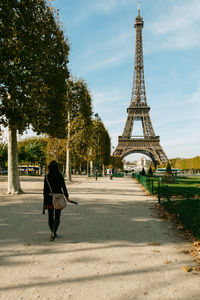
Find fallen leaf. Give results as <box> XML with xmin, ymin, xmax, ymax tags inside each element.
<box><xmin>183</xmin><ymin>249</ymin><xmax>190</xmax><ymax>254</ymax></box>
<box><xmin>153</xmin><ymin>249</ymin><xmax>160</xmax><ymax>253</ymax></box>
<box><xmin>153</xmin><ymin>242</ymin><xmax>160</xmax><ymax>246</ymax></box>
<box><xmin>191</xmin><ymin>253</ymin><xmax>198</xmax><ymax>257</ymax></box>
<box><xmin>147</xmin><ymin>242</ymin><xmax>160</xmax><ymax>246</ymax></box>
<box><xmin>176</xmin><ymin>225</ymin><xmax>184</xmax><ymax>230</ymax></box>
<box><xmin>193</xmin><ymin>241</ymin><xmax>200</xmax><ymax>247</ymax></box>
<box><xmin>164</xmin><ymin>260</ymin><xmax>171</xmax><ymax>264</ymax></box>
<box><xmin>192</xmin><ymin>267</ymin><xmax>200</xmax><ymax>271</ymax></box>
<box><xmin>181</xmin><ymin>266</ymin><xmax>193</xmax><ymax>272</ymax></box>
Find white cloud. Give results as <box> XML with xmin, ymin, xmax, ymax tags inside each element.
<box><xmin>77</xmin><ymin>30</ymin><xmax>133</xmax><ymax>75</ymax></box>
<box><xmin>83</xmin><ymin>48</ymin><xmax>132</xmax><ymax>74</ymax></box>
<box><xmin>92</xmin><ymin>90</ymin><xmax>123</xmax><ymax>106</ymax></box>
<box><xmin>147</xmin><ymin>0</ymin><xmax>200</xmax><ymax>51</ymax></box>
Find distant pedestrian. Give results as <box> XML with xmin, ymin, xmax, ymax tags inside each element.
<box><xmin>43</xmin><ymin>160</ymin><xmax>69</xmax><ymax>241</ymax></box>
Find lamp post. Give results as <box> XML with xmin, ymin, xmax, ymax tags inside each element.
<box><xmin>94</xmin><ymin>113</ymin><xmax>101</xmax><ymax>180</ymax></box>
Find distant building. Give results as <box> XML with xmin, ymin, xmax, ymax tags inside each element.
<box><xmin>123</xmin><ymin>157</ymin><xmax>151</xmax><ymax>172</ymax></box>
<box><xmin>137</xmin><ymin>157</ymin><xmax>151</xmax><ymax>167</ymax></box>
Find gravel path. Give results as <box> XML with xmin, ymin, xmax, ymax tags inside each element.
<box><xmin>0</xmin><ymin>176</ymin><xmax>199</xmax><ymax>300</ymax></box>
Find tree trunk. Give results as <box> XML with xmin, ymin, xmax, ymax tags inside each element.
<box><xmin>8</xmin><ymin>126</ymin><xmax>23</xmax><ymax>194</ymax></box>
<box><xmin>79</xmin><ymin>162</ymin><xmax>82</xmax><ymax>175</ymax></box>
<box><xmin>90</xmin><ymin>160</ymin><xmax>93</xmax><ymax>176</ymax></box>
<box><xmin>65</xmin><ymin>141</ymin><xmax>72</xmax><ymax>181</ymax></box>
<box><xmin>65</xmin><ymin>111</ymin><xmax>72</xmax><ymax>181</ymax></box>
<box><xmin>103</xmin><ymin>164</ymin><xmax>105</xmax><ymax>176</ymax></box>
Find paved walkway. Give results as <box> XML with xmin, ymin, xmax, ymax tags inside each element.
<box><xmin>0</xmin><ymin>176</ymin><xmax>199</xmax><ymax>300</ymax></box>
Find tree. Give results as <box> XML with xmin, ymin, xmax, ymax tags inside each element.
<box><xmin>65</xmin><ymin>78</ymin><xmax>93</xmax><ymax>180</ymax></box>
<box><xmin>109</xmin><ymin>156</ymin><xmax>123</xmax><ymax>170</ymax></box>
<box><xmin>141</xmin><ymin>167</ymin><xmax>146</xmax><ymax>176</ymax></box>
<box><xmin>86</xmin><ymin>118</ymin><xmax>111</xmax><ymax>176</ymax></box>
<box><xmin>45</xmin><ymin>137</ymin><xmax>66</xmax><ymax>169</ymax></box>
<box><xmin>96</xmin><ymin>121</ymin><xmax>111</xmax><ymax>173</ymax></box>
<box><xmin>18</xmin><ymin>137</ymin><xmax>47</xmax><ymax>167</ymax></box>
<box><xmin>166</xmin><ymin>162</ymin><xmax>172</xmax><ymax>174</ymax></box>
<box><xmin>162</xmin><ymin>162</ymin><xmax>176</xmax><ymax>183</ymax></box>
<box><xmin>1</xmin><ymin>0</ymin><xmax>70</xmax><ymax>193</ymax></box>
<box><xmin>147</xmin><ymin>166</ymin><xmax>153</xmax><ymax>177</ymax></box>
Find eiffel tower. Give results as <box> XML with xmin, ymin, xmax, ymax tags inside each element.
<box><xmin>114</xmin><ymin>2</ymin><xmax>168</xmax><ymax>166</ymax></box>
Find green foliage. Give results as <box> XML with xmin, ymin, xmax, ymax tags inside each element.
<box><xmin>67</xmin><ymin>78</ymin><xmax>93</xmax><ymax>161</ymax></box>
<box><xmin>141</xmin><ymin>167</ymin><xmax>146</xmax><ymax>176</ymax></box>
<box><xmin>166</xmin><ymin>162</ymin><xmax>172</xmax><ymax>174</ymax></box>
<box><xmin>147</xmin><ymin>166</ymin><xmax>153</xmax><ymax>177</ymax></box>
<box><xmin>96</xmin><ymin>121</ymin><xmax>111</xmax><ymax>167</ymax></box>
<box><xmin>88</xmin><ymin>120</ymin><xmax>111</xmax><ymax>168</ymax></box>
<box><xmin>1</xmin><ymin>0</ymin><xmax>69</xmax><ymax>137</ymax></box>
<box><xmin>18</xmin><ymin>137</ymin><xmax>47</xmax><ymax>166</ymax></box>
<box><xmin>109</xmin><ymin>156</ymin><xmax>123</xmax><ymax>170</ymax></box>
<box><xmin>45</xmin><ymin>137</ymin><xmax>66</xmax><ymax>167</ymax></box>
<box><xmin>162</xmin><ymin>162</ymin><xmax>176</xmax><ymax>184</ymax></box>
<box><xmin>0</xmin><ymin>142</ymin><xmax>7</xmax><ymax>168</ymax></box>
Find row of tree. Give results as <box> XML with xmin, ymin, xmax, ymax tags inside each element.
<box><xmin>157</xmin><ymin>156</ymin><xmax>200</xmax><ymax>173</ymax></box>
<box><xmin>170</xmin><ymin>157</ymin><xmax>200</xmax><ymax>173</ymax></box>
<box><xmin>0</xmin><ymin>129</ymin><xmax>114</xmax><ymax>175</ymax></box>
<box><xmin>0</xmin><ymin>1</ymin><xmax>113</xmax><ymax>193</ymax></box>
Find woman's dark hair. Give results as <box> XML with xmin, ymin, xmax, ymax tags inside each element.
<box><xmin>48</xmin><ymin>160</ymin><xmax>59</xmax><ymax>173</ymax></box>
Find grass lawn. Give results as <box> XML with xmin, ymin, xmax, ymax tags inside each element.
<box><xmin>149</xmin><ymin>176</ymin><xmax>200</xmax><ymax>197</ymax></box>
<box><xmin>133</xmin><ymin>174</ymin><xmax>200</xmax><ymax>238</ymax></box>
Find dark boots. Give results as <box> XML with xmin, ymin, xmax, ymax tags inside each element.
<box><xmin>50</xmin><ymin>219</ymin><xmax>60</xmax><ymax>241</ymax></box>
<box><xmin>48</xmin><ymin>209</ymin><xmax>61</xmax><ymax>241</ymax></box>
<box><xmin>53</xmin><ymin>219</ymin><xmax>60</xmax><ymax>238</ymax></box>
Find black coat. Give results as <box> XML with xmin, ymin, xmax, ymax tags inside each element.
<box><xmin>43</xmin><ymin>171</ymin><xmax>69</xmax><ymax>213</ymax></box>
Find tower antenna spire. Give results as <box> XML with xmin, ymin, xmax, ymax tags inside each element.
<box><xmin>138</xmin><ymin>0</ymin><xmax>141</xmax><ymax>16</ymax></box>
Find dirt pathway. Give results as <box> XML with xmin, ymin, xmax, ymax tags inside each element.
<box><xmin>0</xmin><ymin>176</ymin><xmax>199</xmax><ymax>300</ymax></box>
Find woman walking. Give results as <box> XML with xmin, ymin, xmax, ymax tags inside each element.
<box><xmin>43</xmin><ymin>160</ymin><xmax>69</xmax><ymax>241</ymax></box>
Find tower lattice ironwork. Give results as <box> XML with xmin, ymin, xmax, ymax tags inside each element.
<box><xmin>114</xmin><ymin>4</ymin><xmax>168</xmax><ymax>166</ymax></box>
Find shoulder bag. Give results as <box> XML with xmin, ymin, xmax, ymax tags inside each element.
<box><xmin>46</xmin><ymin>175</ymin><xmax>66</xmax><ymax>210</ymax></box>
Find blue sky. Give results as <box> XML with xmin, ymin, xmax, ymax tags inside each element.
<box><xmin>50</xmin><ymin>0</ymin><xmax>200</xmax><ymax>159</ymax></box>
<box><xmin>20</xmin><ymin>0</ymin><xmax>200</xmax><ymax>160</ymax></box>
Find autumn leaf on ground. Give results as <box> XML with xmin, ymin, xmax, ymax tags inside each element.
<box><xmin>153</xmin><ymin>242</ymin><xmax>160</xmax><ymax>246</ymax></box>
<box><xmin>193</xmin><ymin>241</ymin><xmax>200</xmax><ymax>247</ymax></box>
<box><xmin>192</xmin><ymin>267</ymin><xmax>200</xmax><ymax>271</ymax></box>
<box><xmin>190</xmin><ymin>248</ymin><xmax>198</xmax><ymax>257</ymax></box>
<box><xmin>164</xmin><ymin>260</ymin><xmax>171</xmax><ymax>264</ymax></box>
<box><xmin>176</xmin><ymin>225</ymin><xmax>184</xmax><ymax>230</ymax></box>
<box><xmin>183</xmin><ymin>249</ymin><xmax>190</xmax><ymax>254</ymax></box>
<box><xmin>191</xmin><ymin>253</ymin><xmax>198</xmax><ymax>257</ymax></box>
<box><xmin>153</xmin><ymin>249</ymin><xmax>160</xmax><ymax>253</ymax></box>
<box><xmin>147</xmin><ymin>242</ymin><xmax>160</xmax><ymax>246</ymax></box>
<box><xmin>181</xmin><ymin>266</ymin><xmax>193</xmax><ymax>272</ymax></box>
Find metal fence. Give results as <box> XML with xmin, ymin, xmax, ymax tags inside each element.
<box><xmin>133</xmin><ymin>173</ymin><xmax>200</xmax><ymax>239</ymax></box>
<box><xmin>133</xmin><ymin>173</ymin><xmax>155</xmax><ymax>194</ymax></box>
